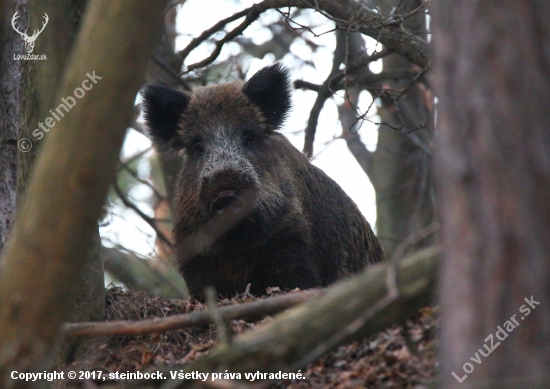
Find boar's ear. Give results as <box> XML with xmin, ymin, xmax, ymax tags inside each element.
<box><xmin>242</xmin><ymin>63</ymin><xmax>291</xmax><ymax>129</ymax></box>
<box><xmin>141</xmin><ymin>84</ymin><xmax>190</xmax><ymax>152</ymax></box>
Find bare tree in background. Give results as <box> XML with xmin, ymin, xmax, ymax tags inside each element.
<box><xmin>370</xmin><ymin>0</ymin><xmax>433</xmax><ymax>256</ymax></box>
<box><xmin>434</xmin><ymin>1</ymin><xmax>550</xmax><ymax>388</ymax></box>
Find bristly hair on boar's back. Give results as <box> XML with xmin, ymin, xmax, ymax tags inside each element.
<box><xmin>142</xmin><ymin>63</ymin><xmax>384</xmax><ymax>301</ymax></box>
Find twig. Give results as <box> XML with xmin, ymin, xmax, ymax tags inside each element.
<box><xmin>390</xmin><ymin>222</ymin><xmax>440</xmax><ymax>265</ymax></box>
<box><xmin>302</xmin><ymin>29</ymin><xmax>348</xmax><ymax>158</ymax></box>
<box><xmin>206</xmin><ymin>286</ymin><xmax>232</xmax><ymax>345</ymax></box>
<box><xmin>113</xmin><ymin>181</ymin><xmax>173</xmax><ymax>249</ymax></box>
<box><xmin>179</xmin><ymin>5</ymin><xmax>264</xmax><ymax>74</ymax></box>
<box><xmin>120</xmin><ymin>161</ymin><xmax>166</xmax><ymax>201</ymax></box>
<box><xmin>295</xmin><ymin>69</ymin><xmax>422</xmax><ymax>93</ymax></box>
<box><xmin>119</xmin><ymin>146</ymin><xmax>153</xmax><ymax>167</ymax></box>
<box><xmin>178</xmin><ymin>7</ymin><xmax>251</xmax><ymax>63</ymax></box>
<box><xmin>393</xmin><ymin>67</ymin><xmax>428</xmax><ymax>101</ymax></box>
<box><xmin>62</xmin><ymin>289</ymin><xmax>326</xmax><ymax>337</ymax></box>
<box><xmin>152</xmin><ymin>54</ymin><xmax>192</xmax><ymax>91</ymax></box>
<box><xmin>328</xmin><ymin>48</ymin><xmax>390</xmax><ymax>89</ymax></box>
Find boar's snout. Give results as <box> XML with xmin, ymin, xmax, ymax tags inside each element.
<box><xmin>201</xmin><ymin>168</ymin><xmax>258</xmax><ymax>217</ymax></box>
<box><xmin>210</xmin><ymin>190</ymin><xmax>241</xmax><ymax>215</ymax></box>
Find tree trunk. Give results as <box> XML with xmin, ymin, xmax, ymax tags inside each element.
<box><xmin>146</xmin><ymin>5</ymin><xmax>184</xmax><ymax>257</ymax></box>
<box><xmin>434</xmin><ymin>1</ymin><xmax>550</xmax><ymax>388</ymax></box>
<box><xmin>0</xmin><ymin>0</ymin><xmax>25</xmax><ymax>253</ymax></box>
<box><xmin>370</xmin><ymin>0</ymin><xmax>433</xmax><ymax>257</ymax></box>
<box><xmin>0</xmin><ymin>1</ymin><xmax>165</xmax><ymax>386</ymax></box>
<box><xmin>17</xmin><ymin>0</ymin><xmax>86</xmax><ymax>194</ymax></box>
<box><xmin>11</xmin><ymin>2</ymin><xmax>106</xmax><ymax>362</ymax></box>
<box><xmin>336</xmin><ymin>0</ymin><xmax>434</xmax><ymax>258</ymax></box>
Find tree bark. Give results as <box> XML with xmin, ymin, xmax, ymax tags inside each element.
<box><xmin>0</xmin><ymin>1</ymin><xmax>6</xmax><ymax>56</ymax></box>
<box><xmin>0</xmin><ymin>0</ymin><xmax>25</xmax><ymax>253</ymax></box>
<box><xmin>12</xmin><ymin>1</ymin><xmax>106</xmax><ymax>364</ymax></box>
<box><xmin>0</xmin><ymin>1</ymin><xmax>165</xmax><ymax>386</ymax></box>
<box><xmin>17</xmin><ymin>0</ymin><xmax>87</xmax><ymax>195</ymax></box>
<box><xmin>434</xmin><ymin>1</ymin><xmax>550</xmax><ymax>388</ymax></box>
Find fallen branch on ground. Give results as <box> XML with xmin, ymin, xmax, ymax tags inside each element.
<box><xmin>159</xmin><ymin>246</ymin><xmax>439</xmax><ymax>389</ymax></box>
<box><xmin>62</xmin><ymin>289</ymin><xmax>326</xmax><ymax>337</ymax></box>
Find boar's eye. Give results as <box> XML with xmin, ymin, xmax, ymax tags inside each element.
<box><xmin>192</xmin><ymin>140</ymin><xmax>205</xmax><ymax>153</ymax></box>
<box><xmin>243</xmin><ymin>135</ymin><xmax>253</xmax><ymax>147</ymax></box>
<box><xmin>242</xmin><ymin>129</ymin><xmax>260</xmax><ymax>147</ymax></box>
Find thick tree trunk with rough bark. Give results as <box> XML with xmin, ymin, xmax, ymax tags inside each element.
<box><xmin>17</xmin><ymin>0</ymin><xmax>86</xmax><ymax>194</ymax></box>
<box><xmin>5</xmin><ymin>2</ymin><xmax>106</xmax><ymax>363</ymax></box>
<box><xmin>0</xmin><ymin>1</ymin><xmax>165</xmax><ymax>386</ymax></box>
<box><xmin>0</xmin><ymin>0</ymin><xmax>26</xmax><ymax>254</ymax></box>
<box><xmin>434</xmin><ymin>1</ymin><xmax>550</xmax><ymax>388</ymax></box>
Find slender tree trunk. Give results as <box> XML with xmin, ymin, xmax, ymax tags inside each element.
<box><xmin>434</xmin><ymin>1</ymin><xmax>550</xmax><ymax>388</ymax></box>
<box><xmin>146</xmin><ymin>3</ymin><xmax>183</xmax><ymax>251</ymax></box>
<box><xmin>371</xmin><ymin>0</ymin><xmax>433</xmax><ymax>257</ymax></box>
<box><xmin>336</xmin><ymin>0</ymin><xmax>434</xmax><ymax>258</ymax></box>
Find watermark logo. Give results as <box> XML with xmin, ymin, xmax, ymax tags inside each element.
<box><xmin>18</xmin><ymin>138</ymin><xmax>33</xmax><ymax>153</ymax></box>
<box><xmin>12</xmin><ymin>11</ymin><xmax>48</xmax><ymax>60</ymax></box>
<box><xmin>18</xmin><ymin>71</ymin><xmax>102</xmax><ymax>152</ymax></box>
<box><xmin>451</xmin><ymin>295</ymin><xmax>540</xmax><ymax>383</ymax></box>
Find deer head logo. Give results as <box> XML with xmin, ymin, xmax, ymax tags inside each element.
<box><xmin>11</xmin><ymin>11</ymin><xmax>49</xmax><ymax>54</ymax></box>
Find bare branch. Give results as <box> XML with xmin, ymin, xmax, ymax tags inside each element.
<box><xmin>295</xmin><ymin>69</ymin><xmax>423</xmax><ymax>93</ymax></box>
<box><xmin>178</xmin><ymin>7</ymin><xmax>252</xmax><ymax>63</ymax></box>
<box><xmin>62</xmin><ymin>289</ymin><xmax>326</xmax><ymax>337</ymax></box>
<box><xmin>328</xmin><ymin>48</ymin><xmax>390</xmax><ymax>88</ymax></box>
<box><xmin>182</xmin><ymin>10</ymin><xmax>262</xmax><ymax>74</ymax></box>
<box><xmin>302</xmin><ymin>29</ymin><xmax>348</xmax><ymax>158</ymax></box>
<box><xmin>177</xmin><ymin>0</ymin><xmax>429</xmax><ymax>76</ymax></box>
<box><xmin>113</xmin><ymin>181</ymin><xmax>173</xmax><ymax>249</ymax></box>
<box><xmin>120</xmin><ymin>162</ymin><xmax>166</xmax><ymax>201</ymax></box>
<box><xmin>306</xmin><ymin>0</ymin><xmax>430</xmax><ymax>68</ymax></box>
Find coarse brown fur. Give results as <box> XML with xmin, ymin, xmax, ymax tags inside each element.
<box><xmin>142</xmin><ymin>64</ymin><xmax>383</xmax><ymax>301</ymax></box>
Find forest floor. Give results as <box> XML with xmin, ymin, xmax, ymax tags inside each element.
<box><xmin>57</xmin><ymin>288</ymin><xmax>438</xmax><ymax>389</ymax></box>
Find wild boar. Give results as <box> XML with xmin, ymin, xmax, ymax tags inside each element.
<box><xmin>142</xmin><ymin>63</ymin><xmax>383</xmax><ymax>300</ymax></box>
